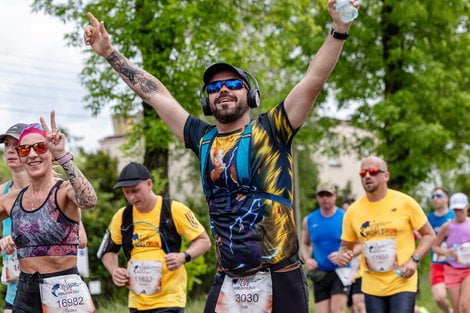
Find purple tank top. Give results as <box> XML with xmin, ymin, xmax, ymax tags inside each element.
<box><xmin>446</xmin><ymin>219</ymin><xmax>470</xmax><ymax>268</ymax></box>
<box><xmin>10</xmin><ymin>180</ymin><xmax>79</xmax><ymax>259</ymax></box>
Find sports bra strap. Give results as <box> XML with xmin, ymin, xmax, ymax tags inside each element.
<box><xmin>3</xmin><ymin>181</ymin><xmax>11</xmax><ymax>195</ymax></box>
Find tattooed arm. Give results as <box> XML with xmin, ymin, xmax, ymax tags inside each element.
<box><xmin>40</xmin><ymin>112</ymin><xmax>97</xmax><ymax>211</ymax></box>
<box><xmin>84</xmin><ymin>12</ymin><xmax>188</xmax><ymax>141</ymax></box>
<box><xmin>61</xmin><ymin>159</ymin><xmax>97</xmax><ymax>210</ymax></box>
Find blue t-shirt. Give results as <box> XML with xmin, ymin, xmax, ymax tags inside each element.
<box><xmin>306</xmin><ymin>208</ymin><xmax>345</xmax><ymax>271</ymax></box>
<box><xmin>427</xmin><ymin>210</ymin><xmax>455</xmax><ymax>264</ymax></box>
<box><xmin>2</xmin><ymin>181</ymin><xmax>17</xmax><ymax>305</ymax></box>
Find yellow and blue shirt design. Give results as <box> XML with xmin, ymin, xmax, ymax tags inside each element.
<box><xmin>184</xmin><ymin>102</ymin><xmax>299</xmax><ymax>274</ymax></box>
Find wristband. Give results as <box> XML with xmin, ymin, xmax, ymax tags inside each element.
<box><xmin>56</xmin><ymin>152</ymin><xmax>74</xmax><ymax>166</ymax></box>
<box><xmin>184</xmin><ymin>251</ymin><xmax>192</xmax><ymax>263</ymax></box>
<box><xmin>330</xmin><ymin>28</ymin><xmax>349</xmax><ymax>40</ymax></box>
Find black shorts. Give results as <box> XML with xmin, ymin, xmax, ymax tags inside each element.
<box><xmin>13</xmin><ymin>267</ymin><xmax>78</xmax><ymax>313</ymax></box>
<box><xmin>203</xmin><ymin>267</ymin><xmax>309</xmax><ymax>313</ymax></box>
<box><xmin>312</xmin><ymin>270</ymin><xmax>350</xmax><ymax>303</ymax></box>
<box><xmin>347</xmin><ymin>277</ymin><xmax>362</xmax><ymax>307</ymax></box>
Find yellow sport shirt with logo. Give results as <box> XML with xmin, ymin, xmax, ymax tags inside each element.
<box><xmin>342</xmin><ymin>189</ymin><xmax>427</xmax><ymax>296</ymax></box>
<box><xmin>108</xmin><ymin>196</ymin><xmax>205</xmax><ymax>310</ymax></box>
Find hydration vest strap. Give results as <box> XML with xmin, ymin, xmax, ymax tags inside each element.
<box><xmin>200</xmin><ymin>127</ymin><xmax>218</xmax><ymax>194</ymax></box>
<box><xmin>236</xmin><ymin>123</ymin><xmax>252</xmax><ymax>188</ymax></box>
<box><xmin>3</xmin><ymin>181</ymin><xmax>11</xmax><ymax>195</ymax></box>
<box><xmin>121</xmin><ymin>197</ymin><xmax>179</xmax><ymax>260</ymax></box>
<box><xmin>251</xmin><ymin>191</ymin><xmax>292</xmax><ymax>208</ymax></box>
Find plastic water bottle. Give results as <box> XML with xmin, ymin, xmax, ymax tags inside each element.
<box><xmin>336</xmin><ymin>0</ymin><xmax>359</xmax><ymax>23</ymax></box>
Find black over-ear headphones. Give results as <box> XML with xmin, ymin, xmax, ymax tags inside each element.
<box><xmin>199</xmin><ymin>70</ymin><xmax>261</xmax><ymax>116</ymax></box>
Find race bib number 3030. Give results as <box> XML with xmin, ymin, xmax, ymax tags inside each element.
<box><xmin>215</xmin><ymin>270</ymin><xmax>272</xmax><ymax>313</ymax></box>
<box><xmin>39</xmin><ymin>274</ymin><xmax>95</xmax><ymax>313</ymax></box>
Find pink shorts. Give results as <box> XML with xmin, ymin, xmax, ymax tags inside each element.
<box><xmin>444</xmin><ymin>265</ymin><xmax>470</xmax><ymax>288</ymax></box>
<box><xmin>430</xmin><ymin>263</ymin><xmax>445</xmax><ymax>286</ymax></box>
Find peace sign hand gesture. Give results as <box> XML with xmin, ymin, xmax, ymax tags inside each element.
<box><xmin>40</xmin><ymin>111</ymin><xmax>66</xmax><ymax>159</ymax></box>
<box><xmin>84</xmin><ymin>12</ymin><xmax>114</xmax><ymax>58</ymax></box>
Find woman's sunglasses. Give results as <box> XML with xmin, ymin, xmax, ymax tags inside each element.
<box><xmin>207</xmin><ymin>79</ymin><xmax>245</xmax><ymax>94</ymax></box>
<box><xmin>16</xmin><ymin>142</ymin><xmax>48</xmax><ymax>157</ymax></box>
<box><xmin>359</xmin><ymin>168</ymin><xmax>385</xmax><ymax>177</ymax></box>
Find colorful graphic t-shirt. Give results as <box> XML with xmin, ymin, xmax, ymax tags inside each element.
<box><xmin>184</xmin><ymin>102</ymin><xmax>299</xmax><ymax>274</ymax></box>
<box><xmin>427</xmin><ymin>210</ymin><xmax>454</xmax><ymax>264</ymax></box>
<box><xmin>306</xmin><ymin>208</ymin><xmax>345</xmax><ymax>271</ymax></box>
<box><xmin>342</xmin><ymin>189</ymin><xmax>427</xmax><ymax>296</ymax></box>
<box><xmin>109</xmin><ymin>196</ymin><xmax>205</xmax><ymax>310</ymax></box>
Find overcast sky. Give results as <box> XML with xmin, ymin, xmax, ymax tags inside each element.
<box><xmin>0</xmin><ymin>0</ymin><xmax>113</xmax><ymax>152</ymax></box>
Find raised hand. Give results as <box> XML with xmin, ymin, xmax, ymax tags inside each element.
<box><xmin>40</xmin><ymin>111</ymin><xmax>66</xmax><ymax>159</ymax></box>
<box><xmin>84</xmin><ymin>12</ymin><xmax>114</xmax><ymax>58</ymax></box>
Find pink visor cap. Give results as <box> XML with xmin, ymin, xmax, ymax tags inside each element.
<box><xmin>18</xmin><ymin>123</ymin><xmax>47</xmax><ymax>145</ymax></box>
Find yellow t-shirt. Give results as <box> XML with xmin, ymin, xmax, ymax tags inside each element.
<box><xmin>109</xmin><ymin>196</ymin><xmax>205</xmax><ymax>310</ymax></box>
<box><xmin>342</xmin><ymin>189</ymin><xmax>427</xmax><ymax>296</ymax></box>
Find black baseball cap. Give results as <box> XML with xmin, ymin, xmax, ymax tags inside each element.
<box><xmin>0</xmin><ymin>123</ymin><xmax>28</xmax><ymax>143</ymax></box>
<box><xmin>113</xmin><ymin>162</ymin><xmax>151</xmax><ymax>189</ymax></box>
<box><xmin>203</xmin><ymin>62</ymin><xmax>251</xmax><ymax>88</ymax></box>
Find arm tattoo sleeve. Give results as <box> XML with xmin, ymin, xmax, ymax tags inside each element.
<box><xmin>62</xmin><ymin>160</ymin><xmax>97</xmax><ymax>209</ymax></box>
<box><xmin>106</xmin><ymin>51</ymin><xmax>159</xmax><ymax>101</ymax></box>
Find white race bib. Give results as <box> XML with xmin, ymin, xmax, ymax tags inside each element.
<box><xmin>39</xmin><ymin>274</ymin><xmax>95</xmax><ymax>313</ymax></box>
<box><xmin>128</xmin><ymin>260</ymin><xmax>162</xmax><ymax>295</ymax></box>
<box><xmin>1</xmin><ymin>251</ymin><xmax>20</xmax><ymax>284</ymax></box>
<box><xmin>216</xmin><ymin>271</ymin><xmax>273</xmax><ymax>313</ymax></box>
<box><xmin>456</xmin><ymin>243</ymin><xmax>470</xmax><ymax>265</ymax></box>
<box><xmin>364</xmin><ymin>239</ymin><xmax>397</xmax><ymax>272</ymax></box>
<box><xmin>335</xmin><ymin>267</ymin><xmax>353</xmax><ymax>286</ymax></box>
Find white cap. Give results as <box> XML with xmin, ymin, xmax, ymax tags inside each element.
<box><xmin>449</xmin><ymin>193</ymin><xmax>468</xmax><ymax>210</ymax></box>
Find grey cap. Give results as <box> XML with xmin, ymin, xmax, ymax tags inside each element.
<box><xmin>203</xmin><ymin>62</ymin><xmax>251</xmax><ymax>87</ymax></box>
<box><xmin>113</xmin><ymin>162</ymin><xmax>152</xmax><ymax>189</ymax></box>
<box><xmin>0</xmin><ymin>123</ymin><xmax>28</xmax><ymax>143</ymax></box>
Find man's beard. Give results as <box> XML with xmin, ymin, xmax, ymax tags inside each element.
<box><xmin>363</xmin><ymin>180</ymin><xmax>378</xmax><ymax>193</ymax></box>
<box><xmin>212</xmin><ymin>96</ymin><xmax>249</xmax><ymax>124</ymax></box>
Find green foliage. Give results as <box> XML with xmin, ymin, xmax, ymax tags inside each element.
<box><xmin>0</xmin><ymin>151</ymin><xmax>10</xmax><ymax>183</ymax></box>
<box><xmin>309</xmin><ymin>0</ymin><xmax>470</xmax><ymax>192</ymax></box>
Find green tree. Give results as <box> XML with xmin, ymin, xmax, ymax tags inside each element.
<box><xmin>0</xmin><ymin>151</ymin><xmax>9</xmax><ymax>183</ymax></box>
<box><xmin>308</xmin><ymin>1</ymin><xmax>470</xmax><ymax>192</ymax></box>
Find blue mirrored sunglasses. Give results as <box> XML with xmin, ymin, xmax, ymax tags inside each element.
<box><xmin>431</xmin><ymin>193</ymin><xmax>446</xmax><ymax>199</ymax></box>
<box><xmin>207</xmin><ymin>79</ymin><xmax>244</xmax><ymax>94</ymax></box>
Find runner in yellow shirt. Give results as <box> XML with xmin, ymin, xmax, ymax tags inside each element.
<box><xmin>337</xmin><ymin>156</ymin><xmax>435</xmax><ymax>313</ymax></box>
<box><xmin>98</xmin><ymin>162</ymin><xmax>211</xmax><ymax>313</ymax></box>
